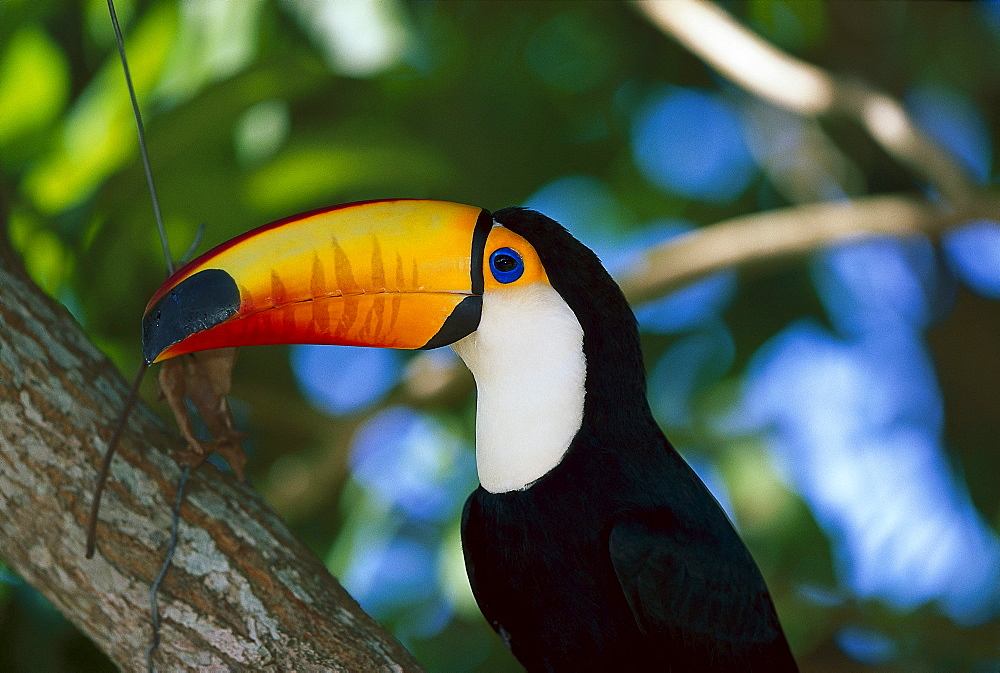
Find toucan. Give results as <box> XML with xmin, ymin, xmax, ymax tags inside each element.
<box><xmin>142</xmin><ymin>199</ymin><xmax>797</xmax><ymax>672</ymax></box>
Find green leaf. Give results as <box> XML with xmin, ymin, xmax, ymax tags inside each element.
<box><xmin>21</xmin><ymin>1</ymin><xmax>178</xmax><ymax>214</ymax></box>
<box><xmin>0</xmin><ymin>26</ymin><xmax>69</xmax><ymax>149</ymax></box>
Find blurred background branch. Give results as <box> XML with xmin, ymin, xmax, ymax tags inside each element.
<box><xmin>619</xmin><ymin>190</ymin><xmax>1000</xmax><ymax>304</ymax></box>
<box><xmin>635</xmin><ymin>0</ymin><xmax>979</xmax><ymax>208</ymax></box>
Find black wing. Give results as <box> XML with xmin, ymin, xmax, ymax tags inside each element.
<box><xmin>609</xmin><ymin>512</ymin><xmax>798</xmax><ymax>671</ymax></box>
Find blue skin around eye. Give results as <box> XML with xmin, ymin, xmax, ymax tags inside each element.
<box><xmin>490</xmin><ymin>247</ymin><xmax>524</xmax><ymax>283</ymax></box>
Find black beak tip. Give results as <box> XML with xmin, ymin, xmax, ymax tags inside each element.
<box><xmin>141</xmin><ymin>268</ymin><xmax>241</xmax><ymax>364</ymax></box>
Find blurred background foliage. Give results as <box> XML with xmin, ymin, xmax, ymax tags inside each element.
<box><xmin>1</xmin><ymin>0</ymin><xmax>999</xmax><ymax>671</ymax></box>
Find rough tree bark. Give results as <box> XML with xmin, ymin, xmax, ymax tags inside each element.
<box><xmin>0</xmin><ymin>229</ymin><xmax>423</xmax><ymax>670</ymax></box>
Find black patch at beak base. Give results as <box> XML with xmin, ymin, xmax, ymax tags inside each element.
<box><xmin>420</xmin><ymin>295</ymin><xmax>482</xmax><ymax>349</ymax></box>
<box><xmin>142</xmin><ymin>268</ymin><xmax>241</xmax><ymax>363</ymax></box>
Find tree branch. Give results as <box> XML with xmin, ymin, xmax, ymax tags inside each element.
<box><xmin>617</xmin><ymin>191</ymin><xmax>1000</xmax><ymax>305</ymax></box>
<box><xmin>0</xmin><ymin>243</ymin><xmax>422</xmax><ymax>670</ymax></box>
<box><xmin>634</xmin><ymin>0</ymin><xmax>979</xmax><ymax>209</ymax></box>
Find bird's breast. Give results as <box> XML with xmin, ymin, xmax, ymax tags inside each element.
<box><xmin>462</xmin><ymin>477</ymin><xmax>647</xmax><ymax>671</ymax></box>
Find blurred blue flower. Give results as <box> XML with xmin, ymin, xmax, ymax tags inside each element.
<box><xmin>624</xmin><ymin>220</ymin><xmax>737</xmax><ymax>333</ymax></box>
<box><xmin>334</xmin><ymin>407</ymin><xmax>477</xmax><ymax>638</ymax></box>
<box><xmin>811</xmin><ymin>236</ymin><xmax>954</xmax><ymax>337</ymax></box>
<box><xmin>350</xmin><ymin>406</ymin><xmax>477</xmax><ymax>522</ymax></box>
<box><xmin>906</xmin><ymin>84</ymin><xmax>993</xmax><ymax>184</ymax></box>
<box><xmin>291</xmin><ymin>344</ymin><xmax>402</xmax><ymax>415</ymax></box>
<box><xmin>341</xmin><ymin>535</ymin><xmax>438</xmax><ymax>618</ymax></box>
<box><xmin>344</xmin><ymin>540</ymin><xmax>456</xmax><ymax>641</ymax></box>
<box><xmin>636</xmin><ymin>273</ymin><xmax>737</xmax><ymax>333</ymax></box>
<box><xmin>649</xmin><ymin>323</ymin><xmax>734</xmax><ymax>429</ymax></box>
<box><xmin>632</xmin><ymin>88</ymin><xmax>756</xmax><ymax>202</ymax></box>
<box><xmin>733</xmin><ymin>320</ymin><xmax>1000</xmax><ymax>624</ymax></box>
<box><xmin>942</xmin><ymin>219</ymin><xmax>1000</xmax><ymax>298</ymax></box>
<box><xmin>836</xmin><ymin>625</ymin><xmax>897</xmax><ymax>665</ymax></box>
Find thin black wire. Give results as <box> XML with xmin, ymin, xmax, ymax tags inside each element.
<box><xmin>145</xmin><ymin>465</ymin><xmax>192</xmax><ymax>673</ymax></box>
<box><xmin>179</xmin><ymin>223</ymin><xmax>207</xmax><ymax>265</ymax></box>
<box><xmin>86</xmin><ymin>362</ymin><xmax>149</xmax><ymax>559</ymax></box>
<box><xmin>104</xmin><ymin>2</ymin><xmax>194</xmax><ymax>668</ymax></box>
<box><xmin>106</xmin><ymin>0</ymin><xmax>174</xmax><ymax>275</ymax></box>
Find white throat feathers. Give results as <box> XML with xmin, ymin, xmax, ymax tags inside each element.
<box><xmin>452</xmin><ymin>281</ymin><xmax>586</xmax><ymax>493</ymax></box>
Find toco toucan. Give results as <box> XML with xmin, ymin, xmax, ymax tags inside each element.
<box><xmin>142</xmin><ymin>199</ymin><xmax>797</xmax><ymax>672</ymax></box>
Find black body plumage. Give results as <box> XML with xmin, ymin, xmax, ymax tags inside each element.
<box><xmin>461</xmin><ymin>208</ymin><xmax>797</xmax><ymax>672</ymax></box>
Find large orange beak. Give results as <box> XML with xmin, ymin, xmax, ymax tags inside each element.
<box><xmin>141</xmin><ymin>199</ymin><xmax>492</xmax><ymax>364</ymax></box>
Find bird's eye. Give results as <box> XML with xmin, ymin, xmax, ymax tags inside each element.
<box><xmin>489</xmin><ymin>247</ymin><xmax>524</xmax><ymax>283</ymax></box>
